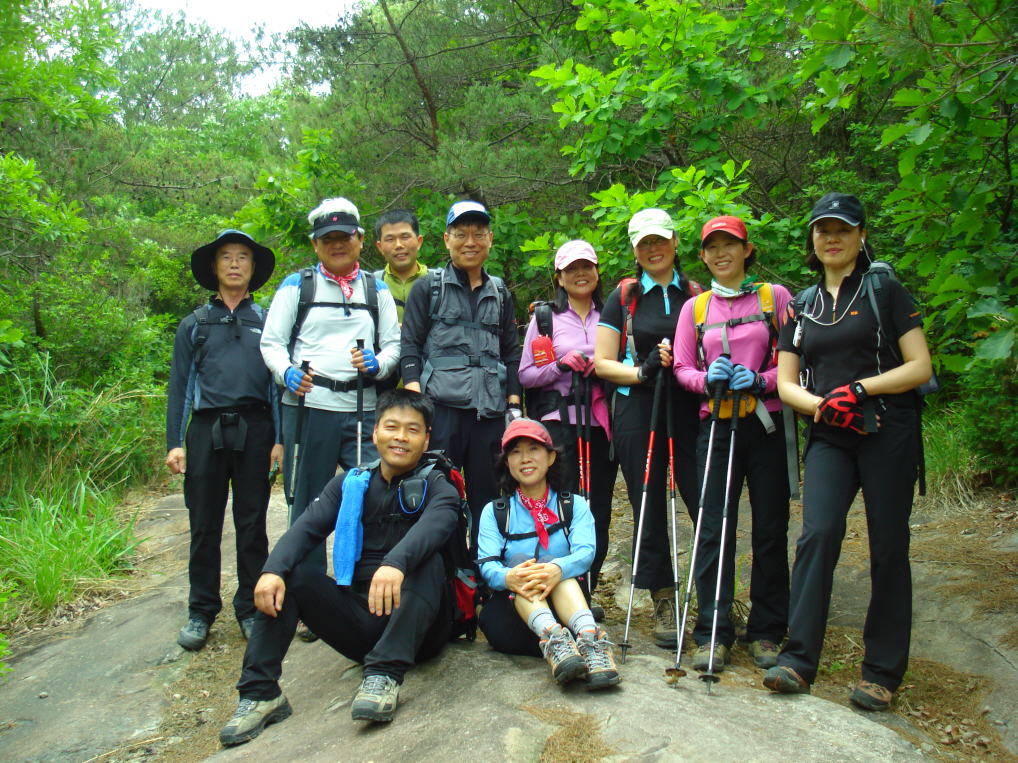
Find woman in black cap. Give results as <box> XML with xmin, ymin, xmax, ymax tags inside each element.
<box><xmin>763</xmin><ymin>194</ymin><xmax>932</xmax><ymax>711</ymax></box>
<box><xmin>167</xmin><ymin>229</ymin><xmax>283</xmax><ymax>652</ymax></box>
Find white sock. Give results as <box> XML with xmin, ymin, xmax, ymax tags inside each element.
<box><xmin>568</xmin><ymin>609</ymin><xmax>597</xmax><ymax>638</ymax></box>
<box><xmin>528</xmin><ymin>609</ymin><xmax>557</xmax><ymax>640</ymax></box>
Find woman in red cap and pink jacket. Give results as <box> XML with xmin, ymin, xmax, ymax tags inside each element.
<box><xmin>672</xmin><ymin>215</ymin><xmax>794</xmax><ymax>674</ymax></box>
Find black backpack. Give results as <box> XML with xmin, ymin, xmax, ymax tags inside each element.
<box><xmin>792</xmin><ymin>260</ymin><xmax>938</xmax><ymax>493</ymax></box>
<box><xmin>287</xmin><ymin>267</ymin><xmax>380</xmax><ymax>361</ymax></box>
<box><xmin>365</xmin><ymin>450</ymin><xmax>479</xmax><ymax>641</ymax></box>
<box><xmin>522</xmin><ymin>301</ymin><xmax>562</xmax><ymax>419</ymax></box>
<box><xmin>475</xmin><ymin>491</ymin><xmax>575</xmax><ymax>565</ymax></box>
<box><xmin>190</xmin><ymin>302</ymin><xmax>265</xmax><ymax>365</ymax></box>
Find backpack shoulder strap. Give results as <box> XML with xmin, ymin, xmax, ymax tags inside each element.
<box><xmin>364</xmin><ymin>271</ymin><xmax>380</xmax><ymax>352</ymax></box>
<box><xmin>862</xmin><ymin>269</ymin><xmax>903</xmax><ymax>364</ymax></box>
<box><xmin>191</xmin><ymin>305</ymin><xmax>211</xmax><ymax>364</ymax></box>
<box><xmin>490</xmin><ymin>275</ymin><xmax>509</xmax><ymax>337</ymax></box>
<box><xmin>688</xmin><ymin>280</ymin><xmax>706</xmax><ymax>296</ymax></box>
<box><xmin>287</xmin><ymin>267</ymin><xmax>317</xmax><ymax>361</ymax></box>
<box><xmin>533</xmin><ymin>302</ymin><xmax>553</xmax><ymax>337</ymax></box>
<box><xmin>692</xmin><ymin>291</ymin><xmax>712</xmax><ymax>369</ymax></box>
<box><xmin>558</xmin><ymin>490</ymin><xmax>573</xmax><ymax>535</ymax></box>
<box><xmin>374</xmin><ymin>268</ymin><xmax>386</xmax><ymax>281</ymax></box>
<box><xmin>619</xmin><ymin>278</ymin><xmax>639</xmax><ymax>363</ymax></box>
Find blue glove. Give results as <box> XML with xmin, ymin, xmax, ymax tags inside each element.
<box><xmin>284</xmin><ymin>366</ymin><xmax>306</xmax><ymax>393</ymax></box>
<box><xmin>730</xmin><ymin>365</ymin><xmax>759</xmax><ymax>391</ymax></box>
<box><xmin>359</xmin><ymin>347</ymin><xmax>379</xmax><ymax>376</ymax></box>
<box><xmin>707</xmin><ymin>356</ymin><xmax>735</xmax><ymax>385</ymax></box>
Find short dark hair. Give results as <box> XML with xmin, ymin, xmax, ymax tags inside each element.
<box><xmin>375</xmin><ymin>389</ymin><xmax>435</xmax><ymax>429</ymax></box>
<box><xmin>374</xmin><ymin>209</ymin><xmax>420</xmax><ymax>240</ymax></box>
<box><xmin>494</xmin><ymin>438</ymin><xmax>565</xmax><ymax>496</ymax></box>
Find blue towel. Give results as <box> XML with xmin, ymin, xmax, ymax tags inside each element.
<box><xmin>332</xmin><ymin>468</ymin><xmax>373</xmax><ymax>586</ymax></box>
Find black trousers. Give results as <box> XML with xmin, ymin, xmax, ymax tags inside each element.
<box><xmin>478</xmin><ymin>590</ymin><xmax>549</xmax><ymax>659</ymax></box>
<box><xmin>428</xmin><ymin>404</ymin><xmax>503</xmax><ymax>551</ymax></box>
<box><xmin>183</xmin><ymin>409</ymin><xmax>274</xmax><ymax>624</ymax></box>
<box><xmin>282</xmin><ymin>404</ymin><xmax>379</xmax><ymax>573</ymax></box>
<box><xmin>777</xmin><ymin>405</ymin><xmax>917</xmax><ymax>691</ymax></box>
<box><xmin>543</xmin><ymin>419</ymin><xmax>618</xmax><ymax>592</ymax></box>
<box><xmin>612</xmin><ymin>384</ymin><xmax>699</xmax><ymax>591</ymax></box>
<box><xmin>691</xmin><ymin>411</ymin><xmax>790</xmax><ymax>648</ymax></box>
<box><xmin>236</xmin><ymin>554</ymin><xmax>450</xmax><ymax>700</ymax></box>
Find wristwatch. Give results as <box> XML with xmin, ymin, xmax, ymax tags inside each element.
<box><xmin>850</xmin><ymin>381</ymin><xmax>868</xmax><ymax>401</ymax></box>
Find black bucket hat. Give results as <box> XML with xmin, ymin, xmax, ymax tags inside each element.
<box><xmin>190</xmin><ymin>229</ymin><xmax>275</xmax><ymax>293</ymax></box>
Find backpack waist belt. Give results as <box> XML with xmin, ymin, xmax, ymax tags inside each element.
<box><xmin>312</xmin><ymin>376</ymin><xmax>376</xmax><ymax>393</ymax></box>
<box><xmin>427</xmin><ymin>354</ymin><xmax>500</xmax><ymax>369</ymax></box>
<box><xmin>202</xmin><ymin>404</ymin><xmax>270</xmax><ymax>451</ymax></box>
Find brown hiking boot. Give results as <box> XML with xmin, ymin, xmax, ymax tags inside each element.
<box><xmin>748</xmin><ymin>639</ymin><xmax>781</xmax><ymax>669</ymax></box>
<box><xmin>850</xmin><ymin>680</ymin><xmax>893</xmax><ymax>711</ymax></box>
<box><xmin>540</xmin><ymin>624</ymin><xmax>587</xmax><ymax>684</ymax></box>
<box><xmin>763</xmin><ymin>665</ymin><xmax>811</xmax><ymax>694</ymax></box>
<box><xmin>692</xmin><ymin>642</ymin><xmax>731</xmax><ymax>672</ymax></box>
<box><xmin>651</xmin><ymin>588</ymin><xmax>678</xmax><ymax>648</ymax></box>
<box><xmin>576</xmin><ymin>629</ymin><xmax>620</xmax><ymax>691</ymax></box>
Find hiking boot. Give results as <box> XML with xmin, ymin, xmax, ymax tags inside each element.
<box><xmin>748</xmin><ymin>639</ymin><xmax>781</xmax><ymax>669</ymax></box>
<box><xmin>219</xmin><ymin>695</ymin><xmax>292</xmax><ymax>746</ymax></box>
<box><xmin>239</xmin><ymin>617</ymin><xmax>256</xmax><ymax>641</ymax></box>
<box><xmin>590</xmin><ymin>604</ymin><xmax>605</xmax><ymax>623</ymax></box>
<box><xmin>295</xmin><ymin>620</ymin><xmax>319</xmax><ymax>643</ymax></box>
<box><xmin>762</xmin><ymin>665</ymin><xmax>811</xmax><ymax>694</ymax></box>
<box><xmin>850</xmin><ymin>680</ymin><xmax>893</xmax><ymax>711</ymax></box>
<box><xmin>691</xmin><ymin>642</ymin><xmax>731</xmax><ymax>673</ymax></box>
<box><xmin>576</xmin><ymin>630</ymin><xmax>620</xmax><ymax>691</ymax></box>
<box><xmin>651</xmin><ymin>588</ymin><xmax>678</xmax><ymax>648</ymax></box>
<box><xmin>177</xmin><ymin>618</ymin><xmax>210</xmax><ymax>651</ymax></box>
<box><xmin>351</xmin><ymin>675</ymin><xmax>400</xmax><ymax>722</ymax></box>
<box><xmin>540</xmin><ymin>624</ymin><xmax>587</xmax><ymax>685</ymax></box>
<box><xmin>729</xmin><ymin>600</ymin><xmax>749</xmax><ymax>643</ymax></box>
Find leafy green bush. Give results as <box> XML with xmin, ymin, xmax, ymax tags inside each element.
<box><xmin>958</xmin><ymin>361</ymin><xmax>1018</xmax><ymax>488</ymax></box>
<box><xmin>919</xmin><ymin>403</ymin><xmax>980</xmax><ymax>507</ymax></box>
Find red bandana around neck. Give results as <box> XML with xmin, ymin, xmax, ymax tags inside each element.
<box><xmin>319</xmin><ymin>262</ymin><xmax>360</xmax><ymax>299</ymax></box>
<box><xmin>517</xmin><ymin>487</ymin><xmax>558</xmax><ymax>549</ymax></box>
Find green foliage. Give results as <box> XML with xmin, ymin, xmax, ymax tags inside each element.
<box><xmin>958</xmin><ymin>361</ymin><xmax>1018</xmax><ymax>487</ymax></box>
<box><xmin>919</xmin><ymin>403</ymin><xmax>980</xmax><ymax>506</ymax></box>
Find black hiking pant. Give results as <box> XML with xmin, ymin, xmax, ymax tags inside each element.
<box><xmin>612</xmin><ymin>383</ymin><xmax>699</xmax><ymax>591</ymax></box>
<box><xmin>183</xmin><ymin>408</ymin><xmax>274</xmax><ymax>625</ymax></box>
<box><xmin>777</xmin><ymin>404</ymin><xmax>917</xmax><ymax>691</ymax></box>
<box><xmin>691</xmin><ymin>411</ymin><xmax>790</xmax><ymax>648</ymax></box>
<box><xmin>428</xmin><ymin>404</ymin><xmax>502</xmax><ymax>551</ymax></box>
<box><xmin>236</xmin><ymin>554</ymin><xmax>450</xmax><ymax>699</ymax></box>
<box><xmin>543</xmin><ymin>419</ymin><xmax>618</xmax><ymax>592</ymax></box>
<box><xmin>283</xmin><ymin>404</ymin><xmax>379</xmax><ymax>574</ymax></box>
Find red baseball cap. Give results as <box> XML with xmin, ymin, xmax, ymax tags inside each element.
<box><xmin>701</xmin><ymin>216</ymin><xmax>748</xmax><ymax>247</ymax></box>
<box><xmin>501</xmin><ymin>419</ymin><xmax>555</xmax><ymax>451</ymax></box>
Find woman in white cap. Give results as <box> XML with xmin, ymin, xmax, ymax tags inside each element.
<box><xmin>518</xmin><ymin>240</ymin><xmax>619</xmax><ymax>614</ymax></box>
<box><xmin>593</xmin><ymin>209</ymin><xmax>705</xmax><ymax>650</ymax></box>
<box><xmin>765</xmin><ymin>193</ymin><xmax>932</xmax><ymax>711</ymax></box>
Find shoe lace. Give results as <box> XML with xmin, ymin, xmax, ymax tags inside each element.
<box><xmin>655</xmin><ymin>598</ymin><xmax>677</xmax><ymax>629</ymax></box>
<box><xmin>232</xmin><ymin>698</ymin><xmax>255</xmax><ymax>719</ymax></box>
<box><xmin>360</xmin><ymin>675</ymin><xmax>395</xmax><ymax>696</ymax></box>
<box><xmin>546</xmin><ymin>629</ymin><xmax>578</xmax><ymax>663</ymax></box>
<box><xmin>185</xmin><ymin>619</ymin><xmax>206</xmax><ymax>634</ymax></box>
<box><xmin>755</xmin><ymin>640</ymin><xmax>777</xmax><ymax>652</ymax></box>
<box><xmin>579</xmin><ymin>634</ymin><xmax>616</xmax><ymax>670</ymax></box>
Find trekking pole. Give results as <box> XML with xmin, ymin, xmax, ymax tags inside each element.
<box><xmin>356</xmin><ymin>339</ymin><xmax>365</xmax><ymax>467</ymax></box>
<box><xmin>584</xmin><ymin>374</ymin><xmax>592</xmax><ymax>501</ymax></box>
<box><xmin>665</xmin><ymin>370</ymin><xmax>684</xmax><ymax>669</ymax></box>
<box><xmin>620</xmin><ymin>368</ymin><xmax>666</xmax><ymax>664</ymax></box>
<box><xmin>701</xmin><ymin>387</ymin><xmax>742</xmax><ymax>694</ymax></box>
<box><xmin>573</xmin><ymin>371</ymin><xmax>586</xmax><ymax>500</ymax></box>
<box><xmin>674</xmin><ymin>369</ymin><xmax>728</xmax><ymax>676</ymax></box>
<box><xmin>288</xmin><ymin>360</ymin><xmax>311</xmax><ymax>505</ymax></box>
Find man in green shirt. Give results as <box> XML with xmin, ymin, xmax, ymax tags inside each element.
<box><xmin>374</xmin><ymin>210</ymin><xmax>428</xmax><ymax>325</ymax></box>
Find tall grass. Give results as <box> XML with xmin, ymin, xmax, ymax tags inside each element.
<box><xmin>0</xmin><ymin>350</ymin><xmax>164</xmax><ymax>628</ymax></box>
<box><xmin>918</xmin><ymin>403</ymin><xmax>980</xmax><ymax>512</ymax></box>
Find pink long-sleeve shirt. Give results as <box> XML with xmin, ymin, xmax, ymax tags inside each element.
<box><xmin>673</xmin><ymin>285</ymin><xmax>793</xmax><ymax>420</ymax></box>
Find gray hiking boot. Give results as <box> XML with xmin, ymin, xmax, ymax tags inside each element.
<box><xmin>651</xmin><ymin>588</ymin><xmax>678</xmax><ymax>648</ymax></box>
<box><xmin>351</xmin><ymin>675</ymin><xmax>400</xmax><ymax>722</ymax></box>
<box><xmin>748</xmin><ymin>639</ymin><xmax>781</xmax><ymax>669</ymax></box>
<box><xmin>540</xmin><ymin>624</ymin><xmax>587</xmax><ymax>684</ymax></box>
<box><xmin>576</xmin><ymin>630</ymin><xmax>621</xmax><ymax>691</ymax></box>
<box><xmin>219</xmin><ymin>695</ymin><xmax>292</xmax><ymax>746</ymax></box>
<box><xmin>177</xmin><ymin>618</ymin><xmax>210</xmax><ymax>651</ymax></box>
<box><xmin>691</xmin><ymin>642</ymin><xmax>731</xmax><ymax>673</ymax></box>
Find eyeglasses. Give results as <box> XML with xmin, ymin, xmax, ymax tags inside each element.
<box><xmin>635</xmin><ymin>236</ymin><xmax>672</xmax><ymax>251</ymax></box>
<box><xmin>216</xmin><ymin>252</ymin><xmax>252</xmax><ymax>264</ymax></box>
<box><xmin>449</xmin><ymin>230</ymin><xmax>491</xmax><ymax>244</ymax></box>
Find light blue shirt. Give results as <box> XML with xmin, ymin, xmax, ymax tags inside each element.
<box><xmin>477</xmin><ymin>488</ymin><xmax>595</xmax><ymax>591</ymax></box>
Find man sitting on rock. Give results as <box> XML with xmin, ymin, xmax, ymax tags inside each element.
<box><xmin>219</xmin><ymin>389</ymin><xmax>459</xmax><ymax>745</ymax></box>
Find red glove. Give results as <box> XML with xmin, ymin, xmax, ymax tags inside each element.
<box><xmin>557</xmin><ymin>350</ymin><xmax>589</xmax><ymax>373</ymax></box>
<box><xmin>817</xmin><ymin>385</ymin><xmax>866</xmax><ymax>433</ymax></box>
<box><xmin>582</xmin><ymin>355</ymin><xmax>596</xmax><ymax>378</ymax></box>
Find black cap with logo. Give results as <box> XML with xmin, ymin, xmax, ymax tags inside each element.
<box><xmin>808</xmin><ymin>192</ymin><xmax>866</xmax><ymax>229</ymax></box>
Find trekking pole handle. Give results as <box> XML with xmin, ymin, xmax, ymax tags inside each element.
<box><xmin>710</xmin><ymin>352</ymin><xmax>730</xmax><ymax>423</ymax></box>
<box><xmin>730</xmin><ymin>388</ymin><xmax>742</xmax><ymax>433</ymax></box>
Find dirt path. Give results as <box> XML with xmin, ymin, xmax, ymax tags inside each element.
<box><xmin>1</xmin><ymin>480</ymin><xmax>1015</xmax><ymax>763</ymax></box>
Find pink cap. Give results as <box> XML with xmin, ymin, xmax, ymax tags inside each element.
<box><xmin>701</xmin><ymin>216</ymin><xmax>748</xmax><ymax>246</ymax></box>
<box><xmin>554</xmin><ymin>240</ymin><xmax>598</xmax><ymax>271</ymax></box>
<box><xmin>501</xmin><ymin>419</ymin><xmax>555</xmax><ymax>451</ymax></box>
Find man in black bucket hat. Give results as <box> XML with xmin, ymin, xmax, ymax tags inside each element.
<box><xmin>167</xmin><ymin>229</ymin><xmax>284</xmax><ymax>651</ymax></box>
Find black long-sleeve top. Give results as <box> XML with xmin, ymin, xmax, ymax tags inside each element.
<box><xmin>262</xmin><ymin>464</ymin><xmax>459</xmax><ymax>583</ymax></box>
<box><xmin>399</xmin><ymin>263</ymin><xmax>522</xmax><ymax>398</ymax></box>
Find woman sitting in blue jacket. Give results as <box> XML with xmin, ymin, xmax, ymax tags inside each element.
<box><xmin>476</xmin><ymin>419</ymin><xmax>620</xmax><ymax>690</ymax></box>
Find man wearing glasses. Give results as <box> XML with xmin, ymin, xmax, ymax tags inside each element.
<box><xmin>167</xmin><ymin>230</ymin><xmax>283</xmax><ymax>651</ymax></box>
<box><xmin>400</xmin><ymin>201</ymin><xmax>522</xmax><ymax>547</ymax></box>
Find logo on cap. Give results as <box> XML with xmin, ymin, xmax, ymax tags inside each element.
<box><xmin>831</xmin><ymin>201</ymin><xmax>840</xmax><ymax>208</ymax></box>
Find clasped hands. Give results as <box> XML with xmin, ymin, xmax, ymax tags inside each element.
<box><xmin>504</xmin><ymin>559</ymin><xmax>563</xmax><ymax>602</ymax></box>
